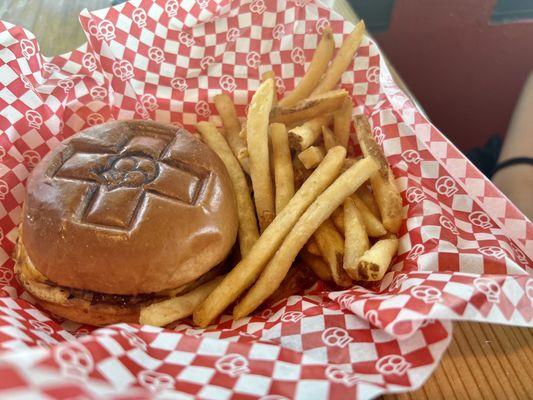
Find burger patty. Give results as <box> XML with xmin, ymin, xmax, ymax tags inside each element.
<box><xmin>66</xmin><ymin>287</ymin><xmax>162</xmax><ymax>307</ymax></box>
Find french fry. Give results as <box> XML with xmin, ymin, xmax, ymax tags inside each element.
<box><xmin>239</xmin><ymin>126</ymin><xmax>247</xmax><ymax>142</ymax></box>
<box><xmin>279</xmin><ymin>27</ymin><xmax>335</xmax><ymax>107</ymax></box>
<box><xmin>265</xmin><ymin>261</ymin><xmax>316</xmax><ymax>306</ymax></box>
<box><xmin>333</xmin><ymin>97</ymin><xmax>352</xmax><ymax>149</ymax></box>
<box><xmin>342</xmin><ymin>157</ymin><xmax>361</xmax><ymax>172</ymax></box>
<box><xmin>270</xmin><ymin>89</ymin><xmax>348</xmax><ymax>125</ymax></box>
<box><xmin>300</xmin><ymin>251</ymin><xmax>333</xmax><ymax>282</ymax></box>
<box><xmin>355</xmin><ymin>184</ymin><xmax>379</xmax><ymax>218</ymax></box>
<box><xmin>343</xmin><ymin>197</ymin><xmax>369</xmax><ymax>280</ymax></box>
<box><xmin>355</xmin><ymin>116</ymin><xmax>403</xmax><ymax>233</ymax></box>
<box><xmin>298</xmin><ymin>145</ymin><xmax>325</xmax><ymax>169</ymax></box>
<box><xmin>313</xmin><ymin>219</ymin><xmax>351</xmax><ymax>287</ymax></box>
<box><xmin>196</xmin><ymin>122</ymin><xmax>259</xmax><ymax>255</ymax></box>
<box><xmin>140</xmin><ymin>276</ymin><xmax>224</xmax><ymax>327</ymax></box>
<box><xmin>305</xmin><ymin>238</ymin><xmax>321</xmax><ymax>256</ymax></box>
<box><xmin>233</xmin><ymin>156</ymin><xmax>379</xmax><ymax>318</ymax></box>
<box><xmin>270</xmin><ymin>123</ymin><xmax>295</xmax><ymax>214</ymax></box>
<box><xmin>262</xmin><ymin>71</ymin><xmax>278</xmax><ymax>105</ymax></box>
<box><xmin>331</xmin><ymin>206</ymin><xmax>344</xmax><ymax>232</ymax></box>
<box><xmin>352</xmin><ymin>193</ymin><xmax>387</xmax><ymax>237</ymax></box>
<box><xmin>193</xmin><ymin>146</ymin><xmax>347</xmax><ymax>327</ymax></box>
<box><xmin>293</xmin><ymin>157</ymin><xmax>313</xmax><ymax>188</ymax></box>
<box><xmin>322</xmin><ymin>125</ymin><xmax>339</xmax><ymax>151</ymax></box>
<box><xmin>214</xmin><ymin>94</ymin><xmax>249</xmax><ymax>173</ymax></box>
<box><xmin>247</xmin><ymin>78</ymin><xmax>276</xmax><ymax>231</ymax></box>
<box><xmin>288</xmin><ymin>114</ymin><xmax>332</xmax><ymax>151</ymax></box>
<box><xmin>357</xmin><ymin>237</ymin><xmax>398</xmax><ymax>281</ymax></box>
<box><xmin>312</xmin><ymin>20</ymin><xmax>366</xmax><ymax>95</ymax></box>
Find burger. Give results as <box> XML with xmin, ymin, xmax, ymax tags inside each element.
<box><xmin>15</xmin><ymin>120</ymin><xmax>238</xmax><ymax>326</ymax></box>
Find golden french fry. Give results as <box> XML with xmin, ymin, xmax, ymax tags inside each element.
<box><xmin>343</xmin><ymin>197</ymin><xmax>370</xmax><ymax>280</ymax></box>
<box><xmin>193</xmin><ymin>146</ymin><xmax>347</xmax><ymax>327</ymax></box>
<box><xmin>239</xmin><ymin>126</ymin><xmax>247</xmax><ymax>142</ymax></box>
<box><xmin>331</xmin><ymin>206</ymin><xmax>344</xmax><ymax>232</ymax></box>
<box><xmin>265</xmin><ymin>261</ymin><xmax>316</xmax><ymax>306</ymax></box>
<box><xmin>355</xmin><ymin>116</ymin><xmax>403</xmax><ymax>233</ymax></box>
<box><xmin>322</xmin><ymin>125</ymin><xmax>339</xmax><ymax>151</ymax></box>
<box><xmin>313</xmin><ymin>219</ymin><xmax>351</xmax><ymax>287</ymax></box>
<box><xmin>196</xmin><ymin>122</ymin><xmax>259</xmax><ymax>256</ymax></box>
<box><xmin>288</xmin><ymin>114</ymin><xmax>332</xmax><ymax>151</ymax></box>
<box><xmin>247</xmin><ymin>78</ymin><xmax>276</xmax><ymax>231</ymax></box>
<box><xmin>352</xmin><ymin>193</ymin><xmax>387</xmax><ymax>237</ymax></box>
<box><xmin>270</xmin><ymin>89</ymin><xmax>348</xmax><ymax>125</ymax></box>
<box><xmin>233</xmin><ymin>156</ymin><xmax>379</xmax><ymax>318</ymax></box>
<box><xmin>341</xmin><ymin>157</ymin><xmax>361</xmax><ymax>172</ymax></box>
<box><xmin>270</xmin><ymin>123</ymin><xmax>295</xmax><ymax>214</ymax></box>
<box><xmin>312</xmin><ymin>20</ymin><xmax>366</xmax><ymax>95</ymax></box>
<box><xmin>300</xmin><ymin>251</ymin><xmax>333</xmax><ymax>282</ymax></box>
<box><xmin>214</xmin><ymin>94</ymin><xmax>249</xmax><ymax>173</ymax></box>
<box><xmin>298</xmin><ymin>145</ymin><xmax>325</xmax><ymax>169</ymax></box>
<box><xmin>262</xmin><ymin>71</ymin><xmax>278</xmax><ymax>105</ymax></box>
<box><xmin>357</xmin><ymin>237</ymin><xmax>398</xmax><ymax>281</ymax></box>
<box><xmin>279</xmin><ymin>27</ymin><xmax>335</xmax><ymax>107</ymax></box>
<box><xmin>292</xmin><ymin>157</ymin><xmax>312</xmax><ymax>189</ymax></box>
<box><xmin>356</xmin><ymin>184</ymin><xmax>380</xmax><ymax>218</ymax></box>
<box><xmin>140</xmin><ymin>276</ymin><xmax>224</xmax><ymax>327</ymax></box>
<box><xmin>305</xmin><ymin>237</ymin><xmax>321</xmax><ymax>256</ymax></box>
<box><xmin>333</xmin><ymin>97</ymin><xmax>352</xmax><ymax>149</ymax></box>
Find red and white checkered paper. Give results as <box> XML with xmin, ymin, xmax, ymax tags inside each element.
<box><xmin>0</xmin><ymin>0</ymin><xmax>531</xmax><ymax>398</ymax></box>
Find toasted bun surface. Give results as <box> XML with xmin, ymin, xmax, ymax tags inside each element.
<box><xmin>20</xmin><ymin>120</ymin><xmax>238</xmax><ymax>295</ymax></box>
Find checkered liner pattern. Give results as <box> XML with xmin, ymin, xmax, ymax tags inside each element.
<box><xmin>0</xmin><ymin>0</ymin><xmax>531</xmax><ymax>398</ymax></box>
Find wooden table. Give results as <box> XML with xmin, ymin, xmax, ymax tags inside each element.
<box><xmin>2</xmin><ymin>1</ymin><xmax>532</xmax><ymax>398</ymax></box>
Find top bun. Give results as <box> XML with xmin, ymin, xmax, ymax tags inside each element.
<box><xmin>21</xmin><ymin>120</ymin><xmax>238</xmax><ymax>295</ymax></box>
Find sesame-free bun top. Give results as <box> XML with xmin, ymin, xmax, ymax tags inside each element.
<box><xmin>21</xmin><ymin>120</ymin><xmax>238</xmax><ymax>295</ymax></box>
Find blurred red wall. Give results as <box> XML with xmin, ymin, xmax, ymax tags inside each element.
<box><xmin>373</xmin><ymin>0</ymin><xmax>533</xmax><ymax>150</ymax></box>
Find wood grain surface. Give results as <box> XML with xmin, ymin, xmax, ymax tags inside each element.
<box><xmin>2</xmin><ymin>1</ymin><xmax>532</xmax><ymax>399</ymax></box>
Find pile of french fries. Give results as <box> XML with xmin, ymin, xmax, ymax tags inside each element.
<box><xmin>140</xmin><ymin>20</ymin><xmax>403</xmax><ymax>328</ymax></box>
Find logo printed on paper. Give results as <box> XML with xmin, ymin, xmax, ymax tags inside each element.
<box><xmin>97</xmin><ymin>20</ymin><xmax>115</xmax><ymax>41</ymax></box>
<box><xmin>321</xmin><ymin>327</ymin><xmax>353</xmax><ymax>348</ymax></box>
<box><xmin>478</xmin><ymin>246</ymin><xmax>506</xmax><ymax>259</ymax></box>
<box><xmin>132</xmin><ymin>8</ymin><xmax>147</xmax><ymax>28</ymax></box>
<box><xmin>0</xmin><ymin>182</ymin><xmax>7</xmax><ymax>201</ymax></box>
<box><xmin>90</xmin><ymin>86</ymin><xmax>107</xmax><ymax>101</ymax></box>
<box><xmin>112</xmin><ymin>60</ymin><xmax>134</xmax><ymax>81</ymax></box>
<box><xmin>25</xmin><ymin>110</ymin><xmax>43</xmax><ymax>129</ymax></box>
<box><xmin>120</xmin><ymin>330</ymin><xmax>147</xmax><ymax>351</ymax></box>
<box><xmin>82</xmin><ymin>53</ymin><xmax>97</xmax><ymax>72</ymax></box>
<box><xmin>219</xmin><ymin>75</ymin><xmax>236</xmax><ymax>92</ymax></box>
<box><xmin>280</xmin><ymin>311</ymin><xmax>304</xmax><ymax>323</ymax></box>
<box><xmin>435</xmin><ymin>176</ymin><xmax>458</xmax><ymax>198</ymax></box>
<box><xmin>365</xmin><ymin>309</ymin><xmax>381</xmax><ymax>328</ymax></box>
<box><xmin>316</xmin><ymin>18</ymin><xmax>330</xmax><ymax>34</ymax></box>
<box><xmin>141</xmin><ymin>94</ymin><xmax>158</xmax><ymax>111</ymax></box>
<box><xmin>0</xmin><ymin>267</ymin><xmax>13</xmax><ymax>285</ymax></box>
<box><xmin>178</xmin><ymin>31</ymin><xmax>195</xmax><ymax>47</ymax></box>
<box><xmin>226</xmin><ymin>28</ymin><xmax>240</xmax><ymax>42</ymax></box>
<box><xmin>275</xmin><ymin>77</ymin><xmax>286</xmax><ymax>95</ymax></box>
<box><xmin>43</xmin><ymin>62</ymin><xmax>60</xmax><ymax>74</ymax></box>
<box><xmin>406</xmin><ymin>187</ymin><xmax>425</xmax><ymax>204</ymax></box>
<box><xmin>138</xmin><ymin>370</ymin><xmax>174</xmax><ymax>393</ymax></box>
<box><xmin>165</xmin><ymin>0</ymin><xmax>179</xmax><ymax>17</ymax></box>
<box><xmin>439</xmin><ymin>215</ymin><xmax>459</xmax><ymax>235</ymax></box>
<box><xmin>469</xmin><ymin>211</ymin><xmax>492</xmax><ymax>229</ymax></box>
<box><xmin>55</xmin><ymin>342</ymin><xmax>94</xmax><ymax>381</ymax></box>
<box><xmin>197</xmin><ymin>0</ymin><xmax>210</xmax><ymax>9</ymax></box>
<box><xmin>376</xmin><ymin>355</ymin><xmax>411</xmax><ymax>375</ymax></box>
<box><xmin>272</xmin><ymin>24</ymin><xmax>285</xmax><ymax>40</ymax></box>
<box><xmin>411</xmin><ymin>285</ymin><xmax>442</xmax><ymax>303</ymax></box>
<box><xmin>250</xmin><ymin>0</ymin><xmax>266</xmax><ymax>14</ymax></box>
<box><xmin>171</xmin><ymin>77</ymin><xmax>187</xmax><ymax>91</ymax></box>
<box><xmin>474</xmin><ymin>278</ymin><xmax>501</xmax><ymax>303</ymax></box>
<box><xmin>510</xmin><ymin>242</ymin><xmax>527</xmax><ymax>265</ymax></box>
<box><xmin>290</xmin><ymin>47</ymin><xmax>305</xmax><ymax>65</ymax></box>
<box><xmin>195</xmin><ymin>100</ymin><xmax>210</xmax><ymax>118</ymax></box>
<box><xmin>260</xmin><ymin>308</ymin><xmax>273</xmax><ymax>319</ymax></box>
<box><xmin>406</xmin><ymin>244</ymin><xmax>425</xmax><ymax>261</ymax></box>
<box><xmin>29</xmin><ymin>319</ymin><xmax>54</xmax><ymax>334</ymax></box>
<box><xmin>58</xmin><ymin>78</ymin><xmax>74</xmax><ymax>93</ymax></box>
<box><xmin>246</xmin><ymin>52</ymin><xmax>261</xmax><ymax>68</ymax></box>
<box><xmin>337</xmin><ymin>293</ymin><xmax>356</xmax><ymax>309</ymax></box>
<box><xmin>215</xmin><ymin>354</ymin><xmax>250</xmax><ymax>377</ymax></box>
<box><xmin>325</xmin><ymin>365</ymin><xmax>358</xmax><ymax>386</ymax></box>
<box><xmin>148</xmin><ymin>47</ymin><xmax>165</xmax><ymax>64</ymax></box>
<box><xmin>20</xmin><ymin>39</ymin><xmax>36</xmax><ymax>60</ymax></box>
<box><xmin>86</xmin><ymin>113</ymin><xmax>104</xmax><ymax>126</ymax></box>
<box><xmin>366</xmin><ymin>66</ymin><xmax>380</xmax><ymax>83</ymax></box>
<box><xmin>373</xmin><ymin>126</ymin><xmax>385</xmax><ymax>145</ymax></box>
<box><xmin>200</xmin><ymin>55</ymin><xmax>215</xmax><ymax>70</ymax></box>
<box><xmin>20</xmin><ymin>75</ymin><xmax>34</xmax><ymax>91</ymax></box>
<box><xmin>401</xmin><ymin>149</ymin><xmax>422</xmax><ymax>164</ymax></box>
<box><xmin>23</xmin><ymin>150</ymin><xmax>41</xmax><ymax>169</ymax></box>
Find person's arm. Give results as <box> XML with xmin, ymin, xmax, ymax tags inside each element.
<box><xmin>492</xmin><ymin>72</ymin><xmax>533</xmax><ymax>220</ymax></box>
